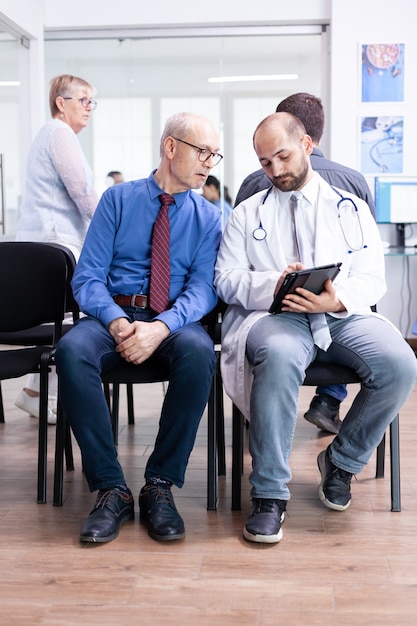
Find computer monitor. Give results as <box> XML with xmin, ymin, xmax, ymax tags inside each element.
<box><xmin>374</xmin><ymin>176</ymin><xmax>417</xmax><ymax>247</ymax></box>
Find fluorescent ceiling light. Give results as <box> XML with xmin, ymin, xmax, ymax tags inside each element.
<box><xmin>208</xmin><ymin>74</ymin><xmax>298</xmax><ymax>83</ymax></box>
<box><xmin>0</xmin><ymin>81</ymin><xmax>20</xmax><ymax>87</ymax></box>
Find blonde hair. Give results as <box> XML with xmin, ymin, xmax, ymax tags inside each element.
<box><xmin>49</xmin><ymin>74</ymin><xmax>96</xmax><ymax>117</ymax></box>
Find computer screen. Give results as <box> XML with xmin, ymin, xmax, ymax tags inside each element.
<box><xmin>374</xmin><ymin>176</ymin><xmax>417</xmax><ymax>224</ymax></box>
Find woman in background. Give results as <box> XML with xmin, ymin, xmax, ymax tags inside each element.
<box><xmin>15</xmin><ymin>73</ymin><xmax>99</xmax><ymax>423</ymax></box>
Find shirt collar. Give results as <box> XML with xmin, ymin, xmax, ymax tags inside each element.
<box><xmin>298</xmin><ymin>171</ymin><xmax>320</xmax><ymax>207</ymax></box>
<box><xmin>148</xmin><ymin>170</ymin><xmax>190</xmax><ymax>208</ymax></box>
<box><xmin>272</xmin><ymin>171</ymin><xmax>320</xmax><ymax>210</ymax></box>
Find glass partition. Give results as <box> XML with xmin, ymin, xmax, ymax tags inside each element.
<box><xmin>44</xmin><ymin>31</ymin><xmax>323</xmax><ymax>205</ymax></box>
<box><xmin>0</xmin><ymin>32</ymin><xmax>29</xmax><ymax>235</ymax></box>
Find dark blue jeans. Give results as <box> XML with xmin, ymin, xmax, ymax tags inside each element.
<box><xmin>55</xmin><ymin>310</ymin><xmax>215</xmax><ymax>492</ymax></box>
<box><xmin>316</xmin><ymin>383</ymin><xmax>347</xmax><ymax>402</ymax></box>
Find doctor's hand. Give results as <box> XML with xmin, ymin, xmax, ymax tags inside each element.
<box><xmin>108</xmin><ymin>317</ymin><xmax>170</xmax><ymax>364</ymax></box>
<box><xmin>280</xmin><ymin>279</ymin><xmax>346</xmax><ymax>314</ymax></box>
<box><xmin>273</xmin><ymin>263</ymin><xmax>305</xmax><ymax>297</ymax></box>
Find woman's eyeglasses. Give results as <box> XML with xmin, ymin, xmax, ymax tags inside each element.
<box><xmin>60</xmin><ymin>96</ymin><xmax>97</xmax><ymax>110</ymax></box>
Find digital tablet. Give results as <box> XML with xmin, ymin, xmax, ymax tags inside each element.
<box><xmin>269</xmin><ymin>262</ymin><xmax>342</xmax><ymax>314</ymax></box>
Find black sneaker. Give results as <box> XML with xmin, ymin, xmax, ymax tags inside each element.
<box><xmin>139</xmin><ymin>481</ymin><xmax>185</xmax><ymax>541</ymax></box>
<box><xmin>317</xmin><ymin>448</ymin><xmax>352</xmax><ymax>511</ymax></box>
<box><xmin>304</xmin><ymin>394</ymin><xmax>342</xmax><ymax>434</ymax></box>
<box><xmin>80</xmin><ymin>486</ymin><xmax>134</xmax><ymax>543</ymax></box>
<box><xmin>243</xmin><ymin>498</ymin><xmax>287</xmax><ymax>544</ymax></box>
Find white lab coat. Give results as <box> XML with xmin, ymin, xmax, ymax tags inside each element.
<box><xmin>214</xmin><ymin>173</ymin><xmax>387</xmax><ymax>419</ymax></box>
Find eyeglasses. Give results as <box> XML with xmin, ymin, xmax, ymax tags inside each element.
<box><xmin>60</xmin><ymin>97</ymin><xmax>97</xmax><ymax>110</ymax></box>
<box><xmin>173</xmin><ymin>137</ymin><xmax>223</xmax><ymax>166</ymax></box>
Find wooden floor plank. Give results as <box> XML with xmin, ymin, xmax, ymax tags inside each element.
<box><xmin>1</xmin><ymin>374</ymin><xmax>417</xmax><ymax>625</ymax></box>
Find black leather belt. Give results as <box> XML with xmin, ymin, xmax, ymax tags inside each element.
<box><xmin>113</xmin><ymin>294</ymin><xmax>149</xmax><ymax>308</ymax></box>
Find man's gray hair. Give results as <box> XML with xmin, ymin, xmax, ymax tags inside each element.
<box><xmin>160</xmin><ymin>112</ymin><xmax>192</xmax><ymax>156</ymax></box>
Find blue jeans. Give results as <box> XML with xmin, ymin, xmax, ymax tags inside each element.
<box><xmin>316</xmin><ymin>383</ymin><xmax>347</xmax><ymax>402</ymax></box>
<box><xmin>55</xmin><ymin>309</ymin><xmax>215</xmax><ymax>492</ymax></box>
<box><xmin>245</xmin><ymin>313</ymin><xmax>417</xmax><ymax>500</ymax></box>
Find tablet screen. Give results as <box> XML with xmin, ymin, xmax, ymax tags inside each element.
<box><xmin>269</xmin><ymin>263</ymin><xmax>342</xmax><ymax>314</ymax></box>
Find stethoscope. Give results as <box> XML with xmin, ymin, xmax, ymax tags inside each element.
<box><xmin>332</xmin><ymin>186</ymin><xmax>367</xmax><ymax>253</ymax></box>
<box><xmin>252</xmin><ymin>185</ymin><xmax>367</xmax><ymax>253</ymax></box>
<box><xmin>252</xmin><ymin>186</ymin><xmax>273</xmax><ymax>240</ymax></box>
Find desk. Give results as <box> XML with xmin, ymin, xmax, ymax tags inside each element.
<box><xmin>384</xmin><ymin>246</ymin><xmax>417</xmax><ymax>256</ymax></box>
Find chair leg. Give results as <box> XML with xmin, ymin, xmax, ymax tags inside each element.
<box><xmin>103</xmin><ymin>380</ymin><xmax>120</xmax><ymax>442</ymax></box>
<box><xmin>53</xmin><ymin>400</ymin><xmax>66</xmax><ymax>506</ymax></box>
<box><xmin>126</xmin><ymin>384</ymin><xmax>135</xmax><ymax>424</ymax></box>
<box><xmin>375</xmin><ymin>415</ymin><xmax>401</xmax><ymax>512</ymax></box>
<box><xmin>215</xmin><ymin>353</ymin><xmax>226</xmax><ymax>476</ymax></box>
<box><xmin>0</xmin><ymin>382</ymin><xmax>5</xmax><ymax>423</ymax></box>
<box><xmin>37</xmin><ymin>357</ymin><xmax>51</xmax><ymax>503</ymax></box>
<box><xmin>232</xmin><ymin>404</ymin><xmax>243</xmax><ymax>511</ymax></box>
<box><xmin>53</xmin><ymin>390</ymin><xmax>75</xmax><ymax>507</ymax></box>
<box><xmin>111</xmin><ymin>383</ymin><xmax>120</xmax><ymax>445</ymax></box>
<box><xmin>207</xmin><ymin>373</ymin><xmax>217</xmax><ymax>510</ymax></box>
<box><xmin>375</xmin><ymin>433</ymin><xmax>386</xmax><ymax>478</ymax></box>
<box><xmin>64</xmin><ymin>419</ymin><xmax>74</xmax><ymax>471</ymax></box>
<box><xmin>103</xmin><ymin>382</ymin><xmax>111</xmax><ymax>408</ymax></box>
<box><xmin>389</xmin><ymin>414</ymin><xmax>401</xmax><ymax>512</ymax></box>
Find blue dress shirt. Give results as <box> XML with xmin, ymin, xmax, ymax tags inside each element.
<box><xmin>72</xmin><ymin>171</ymin><xmax>222</xmax><ymax>332</ymax></box>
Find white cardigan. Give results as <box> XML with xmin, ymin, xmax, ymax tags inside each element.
<box><xmin>16</xmin><ymin>119</ymin><xmax>98</xmax><ymax>259</ymax></box>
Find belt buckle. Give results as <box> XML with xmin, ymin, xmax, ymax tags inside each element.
<box><xmin>131</xmin><ymin>294</ymin><xmax>138</xmax><ymax>307</ymax></box>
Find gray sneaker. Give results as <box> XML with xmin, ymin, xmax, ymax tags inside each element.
<box><xmin>243</xmin><ymin>498</ymin><xmax>287</xmax><ymax>544</ymax></box>
<box><xmin>317</xmin><ymin>448</ymin><xmax>352</xmax><ymax>511</ymax></box>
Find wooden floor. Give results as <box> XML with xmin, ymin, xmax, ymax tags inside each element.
<box><xmin>1</xmin><ymin>374</ymin><xmax>417</xmax><ymax>626</ymax></box>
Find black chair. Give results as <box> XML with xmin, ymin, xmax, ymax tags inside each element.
<box><xmin>53</xmin><ymin>301</ymin><xmax>227</xmax><ymax>510</ymax></box>
<box><xmin>0</xmin><ymin>243</ymin><xmax>79</xmax><ymax>423</ymax></box>
<box><xmin>231</xmin><ymin>362</ymin><xmax>401</xmax><ymax>512</ymax></box>
<box><xmin>0</xmin><ymin>242</ymin><xmax>75</xmax><ymax>503</ymax></box>
<box><xmin>207</xmin><ymin>300</ymin><xmax>401</xmax><ymax>513</ymax></box>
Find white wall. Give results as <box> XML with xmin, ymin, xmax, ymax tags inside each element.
<box><xmin>0</xmin><ymin>1</ymin><xmax>45</xmax><ymax>132</ymax></box>
<box><xmin>42</xmin><ymin>0</ymin><xmax>330</xmax><ymax>29</ymax></box>
<box><xmin>330</xmin><ymin>0</ymin><xmax>417</xmax><ymax>335</ymax></box>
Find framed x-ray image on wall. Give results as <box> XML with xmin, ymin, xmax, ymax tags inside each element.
<box><xmin>360</xmin><ymin>116</ymin><xmax>403</xmax><ymax>174</ymax></box>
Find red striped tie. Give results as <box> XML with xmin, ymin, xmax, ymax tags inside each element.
<box><xmin>149</xmin><ymin>193</ymin><xmax>174</xmax><ymax>313</ymax></box>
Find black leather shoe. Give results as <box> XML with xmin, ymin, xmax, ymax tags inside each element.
<box><xmin>304</xmin><ymin>394</ymin><xmax>342</xmax><ymax>434</ymax></box>
<box><xmin>317</xmin><ymin>447</ymin><xmax>353</xmax><ymax>511</ymax></box>
<box><xmin>243</xmin><ymin>498</ymin><xmax>287</xmax><ymax>544</ymax></box>
<box><xmin>80</xmin><ymin>487</ymin><xmax>134</xmax><ymax>543</ymax></box>
<box><xmin>139</xmin><ymin>482</ymin><xmax>185</xmax><ymax>541</ymax></box>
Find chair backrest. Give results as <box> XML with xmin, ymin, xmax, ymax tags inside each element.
<box><xmin>0</xmin><ymin>242</ymin><xmax>69</xmax><ymax>339</ymax></box>
<box><xmin>44</xmin><ymin>242</ymin><xmax>80</xmax><ymax>320</ymax></box>
<box><xmin>200</xmin><ymin>299</ymin><xmax>227</xmax><ymax>344</ymax></box>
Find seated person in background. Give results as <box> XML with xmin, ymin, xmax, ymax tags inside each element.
<box><xmin>214</xmin><ymin>112</ymin><xmax>416</xmax><ymax>545</ymax></box>
<box><xmin>202</xmin><ymin>174</ymin><xmax>233</xmax><ymax>231</ymax></box>
<box><xmin>234</xmin><ymin>92</ymin><xmax>376</xmax><ymax>435</ymax></box>
<box><xmin>106</xmin><ymin>170</ymin><xmax>124</xmax><ymax>185</ymax></box>
<box><xmin>56</xmin><ymin>112</ymin><xmax>223</xmax><ymax>545</ymax></box>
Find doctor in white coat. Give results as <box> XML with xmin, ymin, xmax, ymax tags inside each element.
<box><xmin>214</xmin><ymin>112</ymin><xmax>416</xmax><ymax>545</ymax></box>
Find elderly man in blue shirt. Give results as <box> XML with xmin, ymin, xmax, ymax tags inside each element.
<box><xmin>56</xmin><ymin>112</ymin><xmax>223</xmax><ymax>544</ymax></box>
